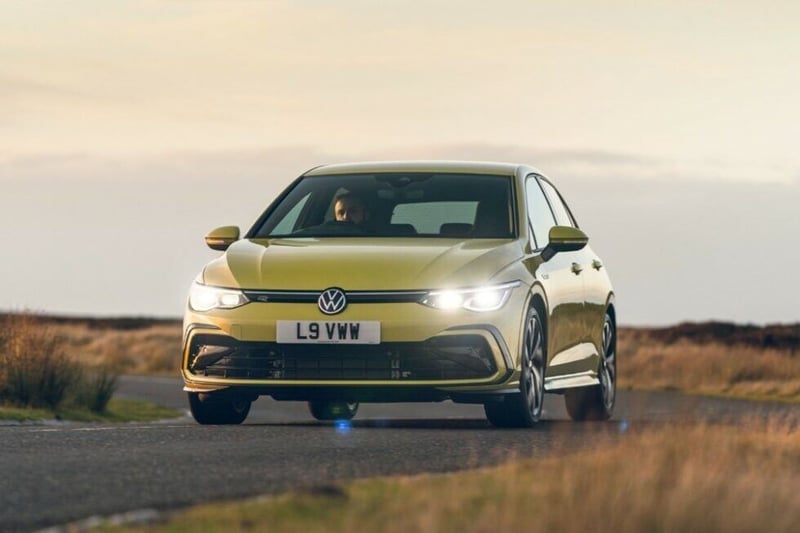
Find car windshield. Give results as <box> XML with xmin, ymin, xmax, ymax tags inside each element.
<box><xmin>252</xmin><ymin>173</ymin><xmax>516</xmax><ymax>239</ymax></box>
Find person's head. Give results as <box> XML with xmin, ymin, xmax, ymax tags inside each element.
<box><xmin>334</xmin><ymin>192</ymin><xmax>369</xmax><ymax>224</ymax></box>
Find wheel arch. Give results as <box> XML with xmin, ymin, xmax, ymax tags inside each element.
<box><xmin>602</xmin><ymin>293</ymin><xmax>618</xmax><ymax>372</ymax></box>
<box><xmin>605</xmin><ymin>292</ymin><xmax>617</xmax><ymax>327</ymax></box>
<box><xmin>524</xmin><ymin>282</ymin><xmax>550</xmax><ymax>369</ymax></box>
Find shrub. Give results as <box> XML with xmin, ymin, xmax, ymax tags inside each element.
<box><xmin>0</xmin><ymin>313</ymin><xmax>118</xmax><ymax>412</ymax></box>
<box><xmin>74</xmin><ymin>366</ymin><xmax>118</xmax><ymax>413</ymax></box>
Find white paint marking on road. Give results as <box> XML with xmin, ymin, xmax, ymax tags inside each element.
<box><xmin>28</xmin><ymin>424</ymin><xmax>194</xmax><ymax>433</ymax></box>
<box><xmin>37</xmin><ymin>507</ymin><xmax>162</xmax><ymax>532</ymax></box>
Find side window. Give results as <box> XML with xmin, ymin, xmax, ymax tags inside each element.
<box><xmin>540</xmin><ymin>180</ymin><xmax>576</xmax><ymax>228</ymax></box>
<box><xmin>271</xmin><ymin>192</ymin><xmax>311</xmax><ymax>234</ymax></box>
<box><xmin>525</xmin><ymin>177</ymin><xmax>556</xmax><ymax>249</ymax></box>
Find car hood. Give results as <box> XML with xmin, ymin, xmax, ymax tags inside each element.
<box><xmin>202</xmin><ymin>238</ymin><xmax>524</xmax><ymax>290</ymax></box>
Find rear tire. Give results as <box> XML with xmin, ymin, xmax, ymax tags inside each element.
<box><xmin>565</xmin><ymin>312</ymin><xmax>616</xmax><ymax>421</ymax></box>
<box><xmin>308</xmin><ymin>400</ymin><xmax>359</xmax><ymax>421</ymax></box>
<box><xmin>188</xmin><ymin>392</ymin><xmax>251</xmax><ymax>425</ymax></box>
<box><xmin>485</xmin><ymin>305</ymin><xmax>546</xmax><ymax>428</ymax></box>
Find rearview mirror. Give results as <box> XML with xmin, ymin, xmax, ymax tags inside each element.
<box><xmin>204</xmin><ymin>226</ymin><xmax>240</xmax><ymax>251</ymax></box>
<box><xmin>541</xmin><ymin>226</ymin><xmax>588</xmax><ymax>261</ymax></box>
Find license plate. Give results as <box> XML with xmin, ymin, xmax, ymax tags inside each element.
<box><xmin>276</xmin><ymin>321</ymin><xmax>380</xmax><ymax>344</ymax></box>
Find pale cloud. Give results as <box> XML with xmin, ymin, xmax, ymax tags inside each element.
<box><xmin>2</xmin><ymin>1</ymin><xmax>800</xmax><ymax>167</ymax></box>
<box><xmin>347</xmin><ymin>144</ymin><xmax>800</xmax><ymax>185</ymax></box>
<box><xmin>3</xmin><ymin>144</ymin><xmax>797</xmax><ymax>187</ymax></box>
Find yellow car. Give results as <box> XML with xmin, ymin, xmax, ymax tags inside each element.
<box><xmin>182</xmin><ymin>161</ymin><xmax>616</xmax><ymax>427</ymax></box>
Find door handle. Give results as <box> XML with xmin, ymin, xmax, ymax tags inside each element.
<box><xmin>592</xmin><ymin>259</ymin><xmax>603</xmax><ymax>270</ymax></box>
<box><xmin>571</xmin><ymin>262</ymin><xmax>583</xmax><ymax>275</ymax></box>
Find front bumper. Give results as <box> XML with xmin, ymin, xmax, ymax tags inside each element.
<box><xmin>183</xmin><ymin>325</ymin><xmax>513</xmax><ymax>387</ymax></box>
<box><xmin>181</xmin><ymin>298</ymin><xmax>526</xmax><ymax>398</ymax></box>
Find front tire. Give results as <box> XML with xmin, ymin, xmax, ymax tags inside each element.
<box><xmin>485</xmin><ymin>305</ymin><xmax>546</xmax><ymax>428</ymax></box>
<box><xmin>188</xmin><ymin>392</ymin><xmax>251</xmax><ymax>425</ymax></box>
<box><xmin>565</xmin><ymin>312</ymin><xmax>616</xmax><ymax>421</ymax></box>
<box><xmin>308</xmin><ymin>400</ymin><xmax>359</xmax><ymax>421</ymax></box>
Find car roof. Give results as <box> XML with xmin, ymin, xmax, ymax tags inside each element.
<box><xmin>303</xmin><ymin>160</ymin><xmax>536</xmax><ymax>177</ymax></box>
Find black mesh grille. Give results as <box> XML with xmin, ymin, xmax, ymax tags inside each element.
<box><xmin>188</xmin><ymin>334</ymin><xmax>496</xmax><ymax>381</ymax></box>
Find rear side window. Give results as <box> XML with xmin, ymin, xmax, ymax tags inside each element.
<box><xmin>525</xmin><ymin>177</ymin><xmax>556</xmax><ymax>249</ymax></box>
<box><xmin>540</xmin><ymin>180</ymin><xmax>576</xmax><ymax>228</ymax></box>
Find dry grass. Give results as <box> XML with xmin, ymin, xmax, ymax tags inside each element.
<box><xmin>0</xmin><ymin>314</ymin><xmax>74</xmax><ymax>408</ymax></box>
<box><xmin>113</xmin><ymin>419</ymin><xmax>800</xmax><ymax>533</ymax></box>
<box><xmin>0</xmin><ymin>314</ymin><xmax>120</xmax><ymax>412</ymax></box>
<box><xmin>618</xmin><ymin>325</ymin><xmax>800</xmax><ymax>401</ymax></box>
<box><xmin>3</xmin><ymin>314</ymin><xmax>183</xmax><ymax>375</ymax></box>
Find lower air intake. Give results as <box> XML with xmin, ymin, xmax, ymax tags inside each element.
<box><xmin>188</xmin><ymin>334</ymin><xmax>496</xmax><ymax>381</ymax></box>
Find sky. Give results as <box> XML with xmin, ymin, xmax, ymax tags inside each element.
<box><xmin>2</xmin><ymin>0</ymin><xmax>799</xmax><ymax>325</ymax></box>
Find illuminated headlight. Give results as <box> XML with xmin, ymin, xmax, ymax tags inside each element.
<box><xmin>189</xmin><ymin>282</ymin><xmax>249</xmax><ymax>312</ymax></box>
<box><xmin>421</xmin><ymin>281</ymin><xmax>520</xmax><ymax>312</ymax></box>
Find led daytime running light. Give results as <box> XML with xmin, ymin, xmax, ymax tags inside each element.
<box><xmin>421</xmin><ymin>281</ymin><xmax>520</xmax><ymax>312</ymax></box>
<box><xmin>189</xmin><ymin>283</ymin><xmax>249</xmax><ymax>311</ymax></box>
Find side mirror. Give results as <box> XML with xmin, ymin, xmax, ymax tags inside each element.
<box><xmin>541</xmin><ymin>226</ymin><xmax>588</xmax><ymax>262</ymax></box>
<box><xmin>204</xmin><ymin>226</ymin><xmax>240</xmax><ymax>251</ymax></box>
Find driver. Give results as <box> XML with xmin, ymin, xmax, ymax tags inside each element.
<box><xmin>334</xmin><ymin>192</ymin><xmax>369</xmax><ymax>225</ymax></box>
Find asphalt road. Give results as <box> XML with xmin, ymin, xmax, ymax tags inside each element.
<box><xmin>1</xmin><ymin>376</ymin><xmax>797</xmax><ymax>532</ymax></box>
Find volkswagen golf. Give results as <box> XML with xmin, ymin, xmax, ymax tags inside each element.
<box><xmin>182</xmin><ymin>161</ymin><xmax>616</xmax><ymax>427</ymax></box>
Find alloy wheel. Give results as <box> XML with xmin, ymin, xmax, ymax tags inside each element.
<box><xmin>521</xmin><ymin>309</ymin><xmax>545</xmax><ymax>422</ymax></box>
<box><xmin>599</xmin><ymin>316</ymin><xmax>616</xmax><ymax>411</ymax></box>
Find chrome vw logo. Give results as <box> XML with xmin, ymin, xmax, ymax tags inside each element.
<box><xmin>318</xmin><ymin>287</ymin><xmax>347</xmax><ymax>315</ymax></box>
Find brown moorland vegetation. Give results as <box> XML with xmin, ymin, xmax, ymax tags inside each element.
<box><xmin>3</xmin><ymin>314</ymin><xmax>799</xmax><ymax>401</ymax></box>
<box><xmin>619</xmin><ymin>322</ymin><xmax>800</xmax><ymax>401</ymax></box>
<box><xmin>0</xmin><ymin>314</ymin><xmax>117</xmax><ymax>412</ymax></box>
<box><xmin>0</xmin><ymin>314</ymin><xmax>184</xmax><ymax>375</ymax></box>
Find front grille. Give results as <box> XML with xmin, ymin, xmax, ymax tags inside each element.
<box><xmin>188</xmin><ymin>334</ymin><xmax>496</xmax><ymax>381</ymax></box>
<box><xmin>242</xmin><ymin>289</ymin><xmax>427</xmax><ymax>304</ymax></box>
